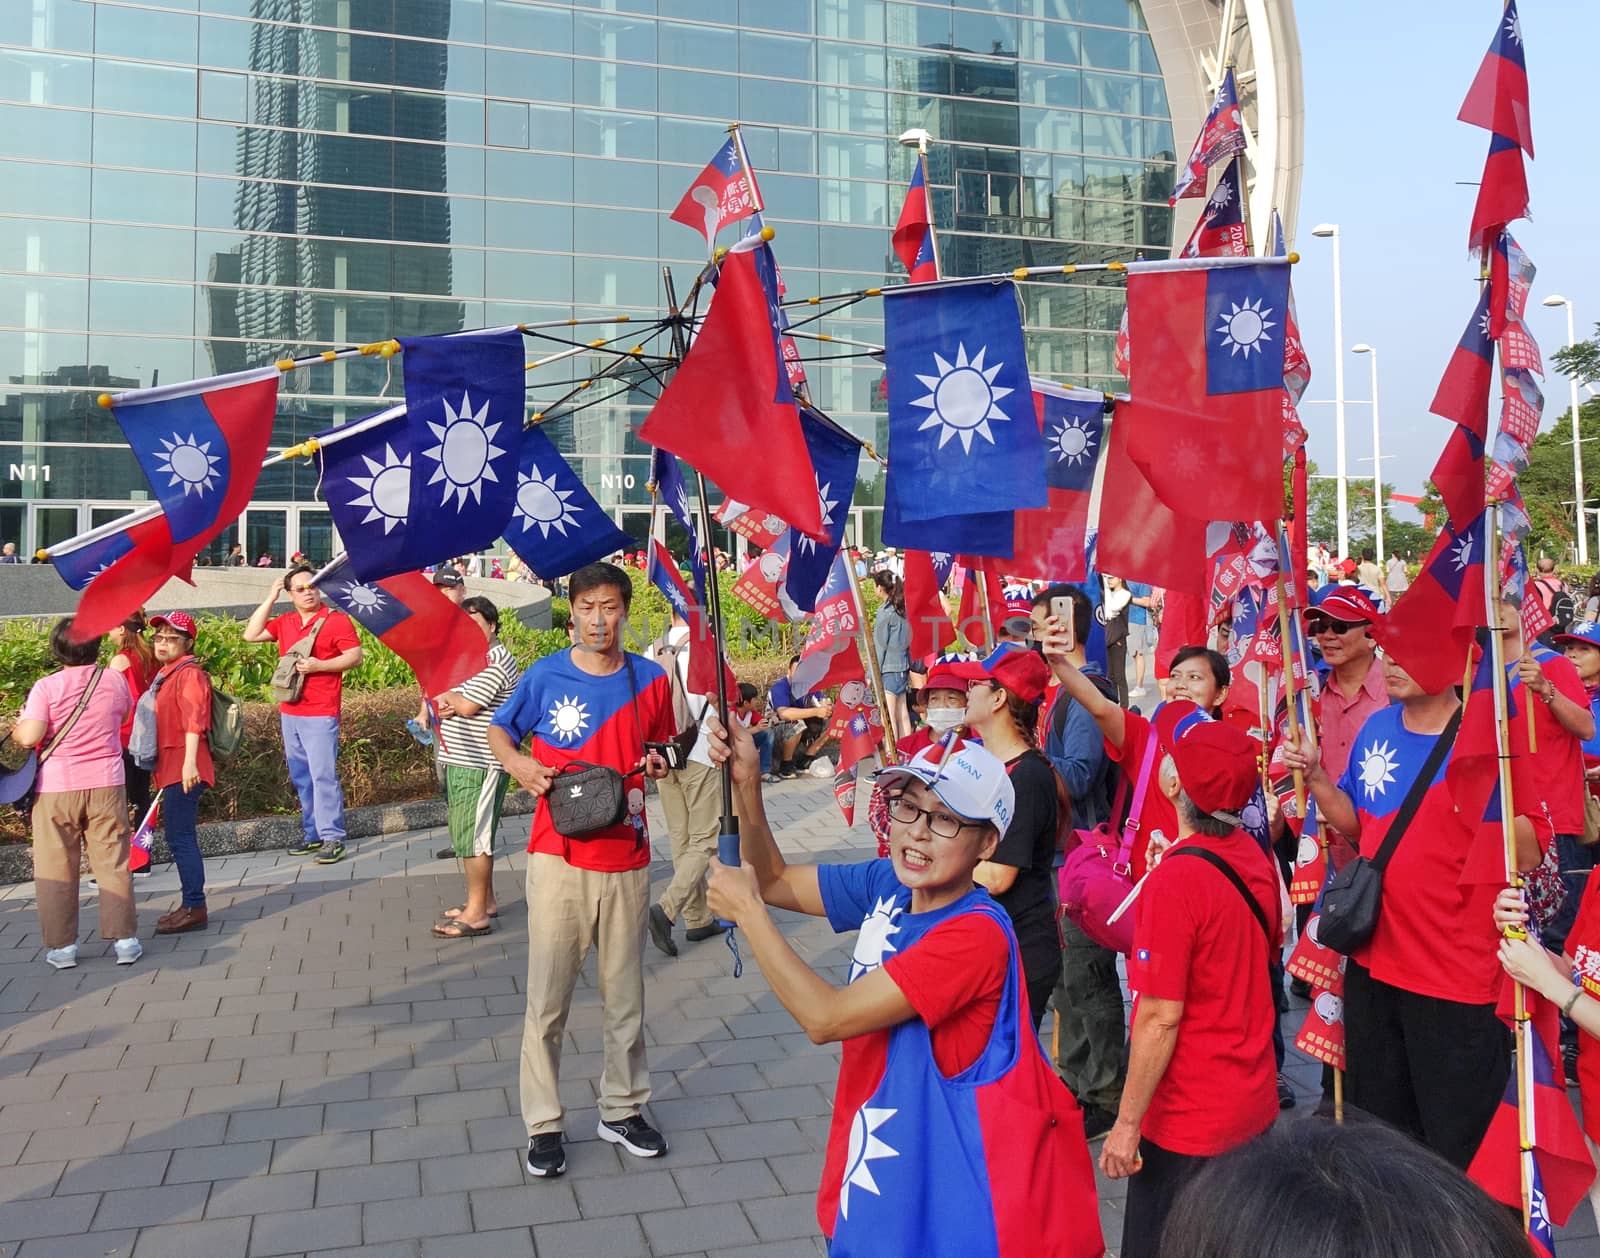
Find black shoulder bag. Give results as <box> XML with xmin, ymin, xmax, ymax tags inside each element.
<box><xmin>1314</xmin><ymin>708</ymin><xmax>1461</xmax><ymax>956</ymax></box>
<box><xmin>545</xmin><ymin>654</ymin><xmax>646</xmax><ymax>840</ymax></box>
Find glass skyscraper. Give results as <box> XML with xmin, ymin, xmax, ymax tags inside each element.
<box><xmin>1</xmin><ymin>0</ymin><xmax>1181</xmax><ymax>564</ymax></box>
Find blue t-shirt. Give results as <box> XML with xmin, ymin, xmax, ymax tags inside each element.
<box><xmin>1127</xmin><ymin>581</ymin><xmax>1152</xmax><ymax>627</ymax></box>
<box><xmin>769</xmin><ymin>676</ymin><xmax>825</xmax><ymax>715</ymax></box>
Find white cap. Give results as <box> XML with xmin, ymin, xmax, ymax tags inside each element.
<box><xmin>874</xmin><ymin>739</ymin><xmax>1014</xmax><ymax>838</ymax></box>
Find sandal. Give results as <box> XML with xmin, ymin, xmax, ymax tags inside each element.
<box><xmin>441</xmin><ymin>905</ymin><xmax>499</xmax><ymax>920</ymax></box>
<box><xmin>432</xmin><ymin>918</ymin><xmax>494</xmax><ymax>939</ymax></box>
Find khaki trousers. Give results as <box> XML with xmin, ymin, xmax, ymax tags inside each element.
<box><xmin>655</xmin><ymin>760</ymin><xmax>721</xmax><ymax>930</ymax></box>
<box><xmin>32</xmin><ymin>786</ymin><xmax>134</xmax><ymax>947</ymax></box>
<box><xmin>520</xmin><ymin>852</ymin><xmax>650</xmax><ymax>1136</ymax></box>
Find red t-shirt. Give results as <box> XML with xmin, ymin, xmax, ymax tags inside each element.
<box><xmin>1514</xmin><ymin>648</ymin><xmax>1588</xmax><ymax>833</ymax></box>
<box><xmin>116</xmin><ymin>649</ymin><xmax>152</xmax><ymax>747</ymax></box>
<box><xmin>490</xmin><ymin>649</ymin><xmax>674</xmax><ymax>872</ymax></box>
<box><xmin>1106</xmin><ymin>710</ymin><xmax>1176</xmax><ymax>881</ymax></box>
<box><xmin>266</xmin><ymin>608</ymin><xmax>361</xmax><ymax>718</ymax></box>
<box><xmin>1567</xmin><ymin>875</ymin><xmax>1600</xmax><ymax>1143</ymax></box>
<box><xmin>152</xmin><ymin>658</ymin><xmax>215</xmax><ymax>791</ymax></box>
<box><xmin>1128</xmin><ymin>831</ymin><xmax>1280</xmax><ymax>1156</ymax></box>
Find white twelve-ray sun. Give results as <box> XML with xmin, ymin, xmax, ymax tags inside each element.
<box><xmin>336</xmin><ymin>582</ymin><xmax>386</xmax><ymax>615</ymax></box>
<box><xmin>546</xmin><ymin>695</ymin><xmax>590</xmax><ymax>742</ymax></box>
<box><xmin>839</xmin><ymin>1105</ymin><xmax>898</xmax><ymax>1220</ymax></box>
<box><xmin>1214</xmin><ymin>298</ymin><xmax>1277</xmax><ymax>357</ymax></box>
<box><xmin>515</xmin><ymin>466</ymin><xmax>582</xmax><ymax>538</ymax></box>
<box><xmin>347</xmin><ymin>443</ymin><xmax>411</xmax><ymax>533</ymax></box>
<box><xmin>1358</xmin><ymin>740</ymin><xmax>1399</xmax><ymax>798</ymax></box>
<box><xmin>1048</xmin><ymin>415</ymin><xmax>1097</xmax><ymax>466</ymax></box>
<box><xmin>423</xmin><ymin>390</ymin><xmax>507</xmax><ymax>509</ymax></box>
<box><xmin>795</xmin><ymin>479</ymin><xmax>838</xmax><ymax>554</ymax></box>
<box><xmin>911</xmin><ymin>343</ymin><xmax>1013</xmax><ymax>452</ymax></box>
<box><xmin>157</xmin><ymin>431</ymin><xmax>223</xmax><ymax>496</ymax></box>
<box><xmin>848</xmin><ymin>897</ymin><xmax>903</xmax><ymax>982</ymax></box>
<box><xmin>1451</xmin><ymin>534</ymin><xmax>1474</xmax><ymax>571</ymax></box>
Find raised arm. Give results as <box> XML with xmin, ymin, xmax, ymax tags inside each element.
<box><xmin>1039</xmin><ymin>618</ymin><xmax>1125</xmax><ymax>750</ymax></box>
<box><xmin>242</xmin><ymin>577</ymin><xmax>285</xmax><ymax>643</ymax></box>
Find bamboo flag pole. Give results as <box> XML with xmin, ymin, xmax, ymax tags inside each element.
<box><xmin>842</xmin><ymin>544</ymin><xmax>898</xmax><ymax>771</ymax></box>
<box><xmin>1274</xmin><ymin>574</ymin><xmax>1307</xmax><ymax>817</ymax></box>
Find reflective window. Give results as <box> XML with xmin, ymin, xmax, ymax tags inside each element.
<box><xmin>1082</xmin><ymin>70</ymin><xmax>1138</xmax><ymax>116</ymax></box>
<box><xmin>741</xmin><ymin>31</ymin><xmax>813</xmax><ymax>79</ymax></box>
<box><xmin>0</xmin><ymin>160</ymin><xmax>88</xmax><ymax>219</ymax></box>
<box><xmin>574</xmin><ymin>111</ymin><xmax>656</xmax><ymax>162</ymax></box>
<box><xmin>487</xmin><ymin>0</ymin><xmax>573</xmax><ymax>53</ymax></box>
<box><xmin>0</xmin><ymin>0</ymin><xmax>95</xmax><ymax>53</ymax></box>
<box><xmin>94</xmin><ymin>5</ymin><xmax>198</xmax><ymax>61</ymax></box>
<box><xmin>90</xmin><ymin>225</ymin><xmax>195</xmax><ymax>283</ymax></box>
<box><xmin>0</xmin><ymin>50</ymin><xmax>94</xmax><ymax>107</ymax></box>
<box><xmin>659</xmin><ymin>68</ymin><xmax>738</xmax><ymax>121</ymax></box>
<box><xmin>93</xmin><ymin>114</ymin><xmax>198</xmax><ymax>173</ymax></box>
<box><xmin>1</xmin><ymin>276</ymin><xmax>88</xmax><ymax>330</ymax></box>
<box><xmin>573</xmin><ymin>12</ymin><xmax>656</xmax><ymax>63</ymax></box>
<box><xmin>198</xmin><ymin>70</ymin><xmax>247</xmax><ymax>123</ymax></box>
<box><xmin>0</xmin><ymin>103</ymin><xmax>92</xmax><ymax>163</ymax></box>
<box><xmin>658</xmin><ymin>21</ymin><xmax>736</xmax><ymax>72</ymax></box>
<box><xmin>0</xmin><ymin>218</ymin><xmax>89</xmax><ymax>274</ymax></box>
<box><xmin>93</xmin><ymin>60</ymin><xmax>198</xmax><ymax>119</ymax></box>
<box><xmin>573</xmin><ymin>60</ymin><xmax>656</xmax><ymax>112</ymax></box>
<box><xmin>659</xmin><ymin>0</ymin><xmax>736</xmax><ymax>23</ymax></box>
<box><xmin>740</xmin><ymin>0</ymin><xmax>812</xmax><ymax>34</ymax></box>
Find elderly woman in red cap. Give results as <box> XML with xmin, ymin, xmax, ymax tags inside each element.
<box><xmin>1100</xmin><ymin>701</ymin><xmax>1284</xmax><ymax>1258</ymax></box>
<box><xmin>143</xmin><ymin>611</ymin><xmax>216</xmax><ymax>935</ymax></box>
<box><xmin>948</xmin><ymin>642</ymin><xmax>1063</xmax><ymax>1029</ymax></box>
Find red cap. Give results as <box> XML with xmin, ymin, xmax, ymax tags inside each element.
<box><xmin>948</xmin><ymin>643</ymin><xmax>1052</xmax><ymax>705</ymax></box>
<box><xmin>149</xmin><ymin>610</ymin><xmax>198</xmax><ymax>640</ymax></box>
<box><xmin>1154</xmin><ymin>701</ymin><xmax>1259</xmax><ymax>818</ymax></box>
<box><xmin>1305</xmin><ymin>587</ymin><xmax>1381</xmax><ymax>625</ymax></box>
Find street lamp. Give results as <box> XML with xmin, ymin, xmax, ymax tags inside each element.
<box><xmin>1312</xmin><ymin>223</ymin><xmax>1349</xmax><ymax>559</ymax></box>
<box><xmin>1543</xmin><ymin>294</ymin><xmax>1587</xmax><ymax>565</ymax></box>
<box><xmin>1352</xmin><ymin>344</ymin><xmax>1383</xmax><ymax>563</ymax></box>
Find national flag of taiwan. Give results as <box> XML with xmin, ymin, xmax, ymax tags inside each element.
<box><xmin>881</xmin><ymin>478</ymin><xmax>1014</xmax><ymax>559</ymax></box>
<box><xmin>1008</xmin><ymin>385</ymin><xmax>1107</xmax><ymax>583</ymax></box>
<box><xmin>652</xmin><ymin>448</ymin><xmax>706</xmax><ymax>600</ymax></box>
<box><xmin>313</xmin><ymin>555</ymin><xmax>489</xmax><ymax>697</ymax></box>
<box><xmin>784</xmin><ymin>408</ymin><xmax>860</xmax><ymax>614</ymax></box>
<box><xmin>883</xmin><ymin>279</ymin><xmax>1045</xmax><ymax>522</ymax></box>
<box><xmin>744</xmin><ymin>211</ymin><xmax>807</xmax><ymax>397</ymax></box>
<box><xmin>1179</xmin><ymin>157</ymin><xmax>1248</xmax><ymax>259</ymax></box>
<box><xmin>1459</xmin><ymin>0</ymin><xmax>1533</xmax><ymax>158</ymax></box>
<box><xmin>502</xmin><ymin>427</ymin><xmax>630</xmax><ymax>580</ymax></box>
<box><xmin>74</xmin><ymin>365</ymin><xmax>280</xmax><ymax>638</ymax></box>
<box><xmin>1373</xmin><ymin>511</ymin><xmax>1486</xmax><ymax>695</ymax></box>
<box><xmin>1170</xmin><ymin>65</ymin><xmax>1246</xmax><ymax>203</ymax></box>
<box><xmin>829</xmin><ymin>692</ymin><xmax>885</xmax><ymax>777</ymax></box>
<box><xmin>669</xmin><ymin>136</ymin><xmax>758</xmax><ymax>254</ymax></box>
<box><xmin>792</xmin><ymin>552</ymin><xmax>867</xmax><ymax>695</ymax></box>
<box><xmin>52</xmin><ymin>512</ymin><xmax>165</xmax><ymax>591</ymax></box>
<box><xmin>1097</xmin><ymin>401</ymin><xmax>1211</xmax><ymax>596</ymax></box>
<box><xmin>1528</xmin><ymin>1157</ymin><xmax>1558</xmax><ymax>1258</ymax></box>
<box><xmin>1431</xmin><ymin>423</ymin><xmax>1486</xmax><ymax>532</ymax></box>
<box><xmin>1267</xmin><ymin>209</ymin><xmax>1313</xmax><ymax>407</ymax></box>
<box><xmin>647</xmin><ymin>540</ymin><xmax>738</xmax><ymax>697</ymax></box>
<box><xmin>892</xmin><ymin>156</ymin><xmax>939</xmax><ymax>284</ymax></box>
<box><xmin>1489</xmin><ymin>231</ymin><xmax>1537</xmax><ymax>339</ymax></box>
<box><xmin>1469</xmin><ymin>132</ymin><xmax>1531</xmax><ymax>256</ymax></box>
<box><xmin>904</xmin><ymin>548</ymin><xmax>957</xmax><ymax>661</ymax></box>
<box><xmin>1122</xmin><ymin>259</ymin><xmax>1291</xmax><ymax>524</ymax></box>
<box><xmin>1429</xmin><ymin>287</ymin><xmax>1496</xmax><ymax>439</ymax></box>
<box><xmin>639</xmin><ymin>243</ymin><xmax>824</xmax><ymax>539</ymax></box>
<box><xmin>956</xmin><ymin>564</ymin><xmax>1006</xmax><ymax>650</ymax></box>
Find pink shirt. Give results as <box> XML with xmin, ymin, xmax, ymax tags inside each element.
<box><xmin>21</xmin><ymin>665</ymin><xmax>132</xmax><ymax>794</ymax></box>
<box><xmin>1315</xmin><ymin>659</ymin><xmax>1389</xmax><ymax>860</ymax></box>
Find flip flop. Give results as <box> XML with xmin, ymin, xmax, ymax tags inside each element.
<box><xmin>441</xmin><ymin>905</ymin><xmax>500</xmax><ymax>920</ymax></box>
<box><xmin>432</xmin><ymin>918</ymin><xmax>493</xmax><ymax>939</ymax></box>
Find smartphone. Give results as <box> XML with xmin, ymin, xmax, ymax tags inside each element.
<box><xmin>644</xmin><ymin>741</ymin><xmax>684</xmax><ymax>770</ymax></box>
<box><xmin>1049</xmin><ymin>595</ymin><xmax>1077</xmax><ymax>653</ymax></box>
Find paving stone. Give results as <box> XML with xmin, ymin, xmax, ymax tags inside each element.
<box><xmin>125</xmin><ymin>1112</ymin><xmax>228</xmax><ymax>1153</ymax></box>
<box><xmin>269</xmin><ymin>1132</ymin><xmax>372</xmax><ymax>1174</ymax></box>
<box><xmin>322</xmin><ymin>1097</ymin><xmax>416</xmax><ymax>1132</ymax></box>
<box><xmin>314</xmin><ymin>1159</ymin><xmax>420</xmax><ymax>1206</ymax></box>
<box><xmin>0</xmin><ymin>1160</ymin><xmax>63</xmax><ymax>1203</ymax></box>
<box><xmin>466</xmin><ymin>1183</ymin><xmax>582</xmax><ymax>1231</ymax></box>
<box><xmin>90</xmin><ymin>1181</ymin><xmax>209</xmax><ymax>1230</ymax></box>
<box><xmin>641</xmin><ymin>1202</ymin><xmax>759</xmax><ymax>1255</ymax></box>
<box><xmin>572</xmin><ymin>1166</ymin><xmax>684</xmax><ymax>1216</ymax></box>
<box><xmin>672</xmin><ymin>1159</ymin><xmax>785</xmax><ymax>1206</ymax></box>
<box><xmin>0</xmin><ymin>1193</ymin><xmax>103</xmax><ymax>1241</ymax></box>
<box><xmin>17</xmin><ymin>1231</ymin><xmax>138</xmax><ymax>1258</ymax></box>
<box><xmin>418</xmin><ymin>1148</ymin><xmax>522</xmax><ymax>1194</ymax></box>
<box><xmin>247</xmin><ymin>1203</ymin><xmax>362</xmax><ymax>1257</ymax></box>
<box><xmin>20</xmin><ymin>1122</ymin><xmax>131</xmax><ymax>1165</ymax></box>
<box><xmin>203</xmin><ymin>1170</ymin><xmax>316</xmax><ymax>1218</ymax></box>
<box><xmin>56</xmin><ymin>1151</ymin><xmax>169</xmax><ymax>1195</ymax></box>
<box><xmin>531</xmin><ymin>1215</ymin><xmax>648</xmax><ymax>1258</ymax></box>
<box><xmin>744</xmin><ymin>1193</ymin><xmax>826</xmax><ymax>1242</ymax></box>
<box><xmin>361</xmin><ymin>1190</ymin><xmax>470</xmax><ymax>1243</ymax></box>
<box><xmin>371</xmin><ymin>1121</ymin><xmax>469</xmax><ymax>1164</ymax></box>
<box><xmin>165</xmin><ymin>1140</ymin><xmax>272</xmax><ymax>1184</ymax></box>
<box><xmin>706</xmin><ymin>1120</ymin><xmax>813</xmax><ymax>1161</ymax></box>
<box><xmin>226</xmin><ymin>1103</ymin><xmax>324</xmax><ymax>1143</ymax></box>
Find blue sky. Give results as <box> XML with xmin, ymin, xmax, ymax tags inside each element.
<box><xmin>1287</xmin><ymin>0</ymin><xmax>1597</xmax><ymax>525</ymax></box>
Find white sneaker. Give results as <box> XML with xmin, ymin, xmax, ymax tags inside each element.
<box><xmin>45</xmin><ymin>944</ymin><xmax>78</xmax><ymax>970</ymax></box>
<box><xmin>1129</xmin><ymin>687</ymin><xmax>1147</xmax><ymax>698</ymax></box>
<box><xmin>113</xmin><ymin>937</ymin><xmax>142</xmax><ymax>966</ymax></box>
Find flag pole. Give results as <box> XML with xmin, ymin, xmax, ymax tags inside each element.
<box><xmin>1484</xmin><ymin>502</ymin><xmax>1534</xmax><ymax>1230</ymax></box>
<box><xmin>727</xmin><ymin>122</ymin><xmax>765</xmax><ymax>215</ymax></box>
<box><xmin>917</xmin><ymin>136</ymin><xmax>944</xmax><ymax>283</ymax></box>
<box><xmin>1274</xmin><ymin>574</ymin><xmax>1307</xmax><ymax>817</ymax></box>
<box><xmin>842</xmin><ymin>545</ymin><xmax>897</xmax><ymax>760</ymax></box>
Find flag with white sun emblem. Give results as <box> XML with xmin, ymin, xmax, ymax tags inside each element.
<box><xmin>311</xmin><ymin>555</ymin><xmax>489</xmax><ymax>697</ymax></box>
<box><xmin>883</xmin><ymin>279</ymin><xmax>1045</xmax><ymax>524</ymax></box>
<box><xmin>504</xmin><ymin>427</ymin><xmax>630</xmax><ymax>580</ymax></box>
<box><xmin>784</xmin><ymin>408</ymin><xmax>860</xmax><ymax>614</ymax></box>
<box><xmin>1121</xmin><ymin>258</ymin><xmax>1291</xmax><ymax>526</ymax></box>
<box><xmin>1008</xmin><ymin>384</ymin><xmax>1107</xmax><ymax>583</ymax></box>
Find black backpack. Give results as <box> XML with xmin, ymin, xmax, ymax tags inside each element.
<box><xmin>1551</xmin><ymin>588</ymin><xmax>1577</xmax><ymax>633</ymax></box>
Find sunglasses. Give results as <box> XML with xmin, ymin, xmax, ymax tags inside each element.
<box><xmin>1306</xmin><ymin>616</ymin><xmax>1365</xmax><ymax>635</ymax></box>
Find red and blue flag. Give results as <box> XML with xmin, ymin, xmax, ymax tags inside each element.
<box><xmin>1170</xmin><ymin>66</ymin><xmax>1246</xmax><ymax>203</ymax></box>
<box><xmin>646</xmin><ymin>540</ymin><xmax>737</xmax><ymax>697</ymax></box>
<box><xmin>1459</xmin><ymin>0</ymin><xmax>1533</xmax><ymax>158</ymax></box>
<box><xmin>904</xmin><ymin>548</ymin><xmax>958</xmax><ymax>662</ymax></box>
<box><xmin>1470</xmin><ymin>132</ymin><xmax>1530</xmax><ymax>256</ymax></box>
<box><xmin>52</xmin><ymin>513</ymin><xmax>167</xmax><ymax>592</ymax></box>
<box><xmin>1489</xmin><ymin>231</ymin><xmax>1537</xmax><ymax>339</ymax></box>
<box><xmin>1179</xmin><ymin>157</ymin><xmax>1248</xmax><ymax>259</ymax></box>
<box><xmin>1008</xmin><ymin>385</ymin><xmax>1107</xmax><ymax>583</ymax></box>
<box><xmin>503</xmin><ymin>427</ymin><xmax>630</xmax><ymax>580</ymax></box>
<box><xmin>1431</xmin><ymin>423</ymin><xmax>1487</xmax><ymax>532</ymax></box>
<box><xmin>1429</xmin><ymin>287</ymin><xmax>1495</xmax><ymax>439</ymax></box>
<box><xmin>792</xmin><ymin>552</ymin><xmax>866</xmax><ymax>696</ymax></box>
<box><xmin>1374</xmin><ymin>511</ymin><xmax>1486</xmax><ymax>695</ymax></box>
<box><xmin>892</xmin><ymin>156</ymin><xmax>939</xmax><ymax>284</ymax></box>
<box><xmin>651</xmin><ymin>448</ymin><xmax>706</xmax><ymax>600</ymax></box>
<box><xmin>313</xmin><ymin>555</ymin><xmax>489</xmax><ymax>698</ymax></box>
<box><xmin>784</xmin><ymin>408</ymin><xmax>860</xmax><ymax>615</ymax></box>
<box><xmin>669</xmin><ymin>136</ymin><xmax>758</xmax><ymax>254</ymax></box>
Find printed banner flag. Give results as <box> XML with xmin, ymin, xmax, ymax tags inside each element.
<box><xmin>883</xmin><ymin>279</ymin><xmax>1045</xmax><ymax>523</ymax></box>
<box><xmin>1170</xmin><ymin>66</ymin><xmax>1246</xmax><ymax>203</ymax></box>
<box><xmin>731</xmin><ymin>535</ymin><xmax>795</xmax><ymax>622</ymax></box>
<box><xmin>1501</xmin><ymin>368</ymin><xmax>1544</xmax><ymax>447</ymax></box>
<box><xmin>502</xmin><ymin>427</ymin><xmax>630</xmax><ymax>580</ymax></box>
<box><xmin>792</xmin><ymin>552</ymin><xmax>867</xmax><ymax>695</ymax></box>
<box><xmin>669</xmin><ymin>136</ymin><xmax>758</xmax><ymax>253</ymax></box>
<box><xmin>717</xmin><ymin>499</ymin><xmax>787</xmax><ymax>549</ymax></box>
<box><xmin>646</xmin><ymin>540</ymin><xmax>738</xmax><ymax>697</ymax></box>
<box><xmin>1008</xmin><ymin>385</ymin><xmax>1107</xmax><ymax>583</ymax></box>
<box><xmin>1489</xmin><ymin>231</ymin><xmax>1537</xmax><ymax>338</ymax></box>
<box><xmin>1179</xmin><ymin>158</ymin><xmax>1249</xmax><ymax>259</ymax></box>
<box><xmin>314</xmin><ymin>556</ymin><xmax>489</xmax><ymax>697</ymax></box>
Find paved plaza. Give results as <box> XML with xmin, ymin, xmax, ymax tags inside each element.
<box><xmin>1</xmin><ymin>775</ymin><xmax>1597</xmax><ymax>1257</ymax></box>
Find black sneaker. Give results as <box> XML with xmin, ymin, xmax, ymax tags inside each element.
<box><xmin>313</xmin><ymin>842</ymin><xmax>347</xmax><ymax>865</ymax></box>
<box><xmin>597</xmin><ymin>1114</ymin><xmax>667</xmax><ymax>1159</ymax></box>
<box><xmin>1079</xmin><ymin>1103</ymin><xmax>1116</xmax><ymax>1143</ymax></box>
<box><xmin>1277</xmin><ymin>1072</ymin><xmax>1297</xmax><ymax>1111</ymax></box>
<box><xmin>685</xmin><ymin>922</ymin><xmax>727</xmax><ymax>943</ymax></box>
<box><xmin>287</xmin><ymin>839</ymin><xmax>322</xmax><ymax>856</ymax></box>
<box><xmin>648</xmin><ymin>905</ymin><xmax>678</xmax><ymax>957</ymax></box>
<box><xmin>525</xmin><ymin>1133</ymin><xmax>566</xmax><ymax>1177</ymax></box>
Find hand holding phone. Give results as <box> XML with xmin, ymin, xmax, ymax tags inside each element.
<box><xmin>644</xmin><ymin>740</ymin><xmax>684</xmax><ymax>771</ymax></box>
<box><xmin>1046</xmin><ymin>596</ymin><xmax>1077</xmax><ymax>655</ymax></box>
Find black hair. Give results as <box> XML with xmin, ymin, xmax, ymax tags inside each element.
<box><xmin>737</xmin><ymin>681</ymin><xmax>759</xmax><ymax>704</ymax></box>
<box><xmin>1170</xmin><ymin>645</ymin><xmax>1231</xmax><ymax>692</ymax></box>
<box><xmin>788</xmin><ymin>653</ymin><xmax>801</xmax><ymax>668</ymax></box>
<box><xmin>1033</xmin><ymin>583</ymin><xmax>1094</xmax><ymax>645</ymax></box>
<box><xmin>1361</xmin><ymin>548</ymin><xmax>1375</xmax><ymax>562</ymax></box>
<box><xmin>49</xmin><ymin>618</ymin><xmax>100</xmax><ymax>667</ymax></box>
<box><xmin>873</xmin><ymin>571</ymin><xmax>907</xmax><ymax>615</ymax></box>
<box><xmin>567</xmin><ymin>561</ymin><xmax>632</xmax><ymax>608</ymax></box>
<box><xmin>460</xmin><ymin>596</ymin><xmax>499</xmax><ymax>631</ymax></box>
<box><xmin>1158</xmin><ymin>1119</ymin><xmax>1532</xmax><ymax>1258</ymax></box>
<box><xmin>284</xmin><ymin>562</ymin><xmax>316</xmax><ymax>589</ymax></box>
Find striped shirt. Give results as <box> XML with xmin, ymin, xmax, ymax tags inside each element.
<box><xmin>437</xmin><ymin>641</ymin><xmax>521</xmax><ymax>769</ymax></box>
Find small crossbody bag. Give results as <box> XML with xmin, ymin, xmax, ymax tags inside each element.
<box><xmin>545</xmin><ymin>655</ymin><xmax>647</xmax><ymax>840</ymax></box>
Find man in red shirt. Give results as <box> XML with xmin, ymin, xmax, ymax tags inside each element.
<box><xmin>1099</xmin><ymin>703</ymin><xmax>1281</xmax><ymax>1258</ymax></box>
<box><xmin>243</xmin><ymin>563</ymin><xmax>363</xmax><ymax>864</ymax></box>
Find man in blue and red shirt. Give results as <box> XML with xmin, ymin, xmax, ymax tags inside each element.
<box><xmin>489</xmin><ymin>562</ymin><xmax>675</xmax><ymax>1180</ymax></box>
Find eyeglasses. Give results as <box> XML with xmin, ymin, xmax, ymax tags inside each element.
<box><xmin>287</xmin><ymin>584</ymin><xmax>317</xmax><ymax>595</ymax></box>
<box><xmin>887</xmin><ymin>793</ymin><xmax>982</xmax><ymax>839</ymax></box>
<box><xmin>152</xmin><ymin>633</ymin><xmax>187</xmax><ymax>644</ymax></box>
<box><xmin>966</xmin><ymin>679</ymin><xmax>996</xmax><ymax>693</ymax></box>
<box><xmin>1307</xmin><ymin>617</ymin><xmax>1364</xmax><ymax>636</ymax></box>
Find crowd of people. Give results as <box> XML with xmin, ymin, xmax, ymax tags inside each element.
<box><xmin>18</xmin><ymin>546</ymin><xmax>1600</xmax><ymax>1255</ymax></box>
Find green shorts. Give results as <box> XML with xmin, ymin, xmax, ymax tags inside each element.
<box><xmin>445</xmin><ymin>764</ymin><xmax>510</xmax><ymax>859</ymax></box>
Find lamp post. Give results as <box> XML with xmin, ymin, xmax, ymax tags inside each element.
<box><xmin>1312</xmin><ymin>224</ymin><xmax>1349</xmax><ymax>559</ymax></box>
<box><xmin>1543</xmin><ymin>294</ymin><xmax>1586</xmax><ymax>566</ymax></box>
<box><xmin>1351</xmin><ymin>343</ymin><xmax>1383</xmax><ymax>564</ymax></box>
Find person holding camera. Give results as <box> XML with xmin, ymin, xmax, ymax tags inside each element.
<box><xmin>488</xmin><ymin>562</ymin><xmax>676</xmax><ymax>1180</ymax></box>
<box><xmin>243</xmin><ymin>563</ymin><xmax>362</xmax><ymax>865</ymax></box>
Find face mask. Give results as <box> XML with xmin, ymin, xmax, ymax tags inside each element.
<box><xmin>924</xmin><ymin>707</ymin><xmax>965</xmax><ymax>733</ymax></box>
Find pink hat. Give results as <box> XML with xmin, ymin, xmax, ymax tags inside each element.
<box><xmin>149</xmin><ymin>610</ymin><xmax>198</xmax><ymax>640</ymax></box>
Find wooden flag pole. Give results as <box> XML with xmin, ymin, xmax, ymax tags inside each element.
<box><xmin>1274</xmin><ymin>574</ymin><xmax>1307</xmax><ymax>817</ymax></box>
<box><xmin>842</xmin><ymin>544</ymin><xmax>897</xmax><ymax>777</ymax></box>
<box><xmin>1484</xmin><ymin>503</ymin><xmax>1534</xmax><ymax>1230</ymax></box>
